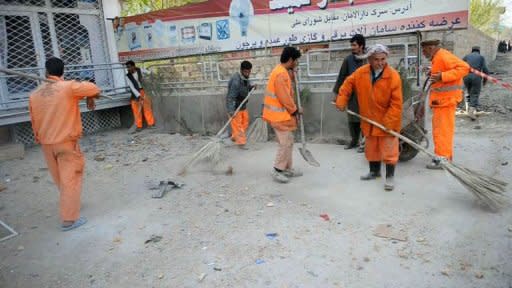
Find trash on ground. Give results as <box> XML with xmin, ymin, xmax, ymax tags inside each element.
<box><xmin>320</xmin><ymin>214</ymin><xmax>330</xmax><ymax>221</ymax></box>
<box><xmin>265</xmin><ymin>232</ymin><xmax>278</xmax><ymax>240</ymax></box>
<box><xmin>144</xmin><ymin>235</ymin><xmax>163</xmax><ymax>244</ymax></box>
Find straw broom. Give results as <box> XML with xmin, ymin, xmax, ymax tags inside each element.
<box><xmin>179</xmin><ymin>88</ymin><xmax>256</xmax><ymax>175</ymax></box>
<box><xmin>345</xmin><ymin>109</ymin><xmax>508</xmax><ymax>210</ymax></box>
<box><xmin>247</xmin><ymin>104</ymin><xmax>268</xmax><ymax>144</ymax></box>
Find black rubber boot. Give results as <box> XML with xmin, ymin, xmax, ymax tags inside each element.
<box><xmin>385</xmin><ymin>164</ymin><xmax>395</xmax><ymax>178</ymax></box>
<box><xmin>385</xmin><ymin>164</ymin><xmax>395</xmax><ymax>191</ymax></box>
<box><xmin>361</xmin><ymin>161</ymin><xmax>381</xmax><ymax>180</ymax></box>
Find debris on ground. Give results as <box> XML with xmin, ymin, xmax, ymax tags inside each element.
<box><xmin>265</xmin><ymin>233</ymin><xmax>278</xmax><ymax>240</ymax></box>
<box><xmin>213</xmin><ymin>267</ymin><xmax>222</xmax><ymax>271</ymax></box>
<box><xmin>144</xmin><ymin>235</ymin><xmax>163</xmax><ymax>244</ymax></box>
<box><xmin>373</xmin><ymin>224</ymin><xmax>408</xmax><ymax>241</ymax></box>
<box><xmin>255</xmin><ymin>259</ymin><xmax>265</xmax><ymax>265</ymax></box>
<box><xmin>0</xmin><ymin>183</ymin><xmax>6</xmax><ymax>192</ymax></box>
<box><xmin>266</xmin><ymin>202</ymin><xmax>274</xmax><ymax>207</ymax></box>
<box><xmin>501</xmin><ymin>161</ymin><xmax>508</xmax><ymax>166</ymax></box>
<box><xmin>198</xmin><ymin>273</ymin><xmax>207</xmax><ymax>282</ymax></box>
<box><xmin>151</xmin><ymin>180</ymin><xmax>184</xmax><ymax>198</ymax></box>
<box><xmin>441</xmin><ymin>269</ymin><xmax>451</xmax><ymax>276</ymax></box>
<box><xmin>225</xmin><ymin>166</ymin><xmax>233</xmax><ymax>175</ymax></box>
<box><xmin>475</xmin><ymin>271</ymin><xmax>484</xmax><ymax>279</ymax></box>
<box><xmin>320</xmin><ymin>214</ymin><xmax>330</xmax><ymax>221</ymax></box>
<box><xmin>94</xmin><ymin>155</ymin><xmax>105</xmax><ymax>162</ymax></box>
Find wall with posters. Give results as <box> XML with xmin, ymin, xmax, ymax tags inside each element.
<box><xmin>113</xmin><ymin>0</ymin><xmax>469</xmax><ymax>61</ymax></box>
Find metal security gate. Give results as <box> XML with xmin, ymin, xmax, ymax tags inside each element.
<box><xmin>0</xmin><ymin>0</ymin><xmax>112</xmax><ymax>109</ymax></box>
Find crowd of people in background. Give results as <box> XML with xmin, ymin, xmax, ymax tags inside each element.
<box><xmin>498</xmin><ymin>40</ymin><xmax>511</xmax><ymax>53</ymax></box>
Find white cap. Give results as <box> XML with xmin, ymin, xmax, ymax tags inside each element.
<box><xmin>366</xmin><ymin>44</ymin><xmax>389</xmax><ymax>56</ymax></box>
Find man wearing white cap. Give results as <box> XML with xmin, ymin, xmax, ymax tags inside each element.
<box><xmin>335</xmin><ymin>44</ymin><xmax>403</xmax><ymax>191</ymax></box>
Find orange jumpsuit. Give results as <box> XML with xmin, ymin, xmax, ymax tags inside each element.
<box><xmin>231</xmin><ymin>110</ymin><xmax>249</xmax><ymax>145</ymax></box>
<box><xmin>262</xmin><ymin>64</ymin><xmax>298</xmax><ymax>170</ymax></box>
<box><xmin>429</xmin><ymin>48</ymin><xmax>470</xmax><ymax>160</ymax></box>
<box><xmin>130</xmin><ymin>89</ymin><xmax>155</xmax><ymax>128</ymax></box>
<box><xmin>29</xmin><ymin>76</ymin><xmax>100</xmax><ymax>222</ymax></box>
<box><xmin>336</xmin><ymin>64</ymin><xmax>402</xmax><ymax>164</ymax></box>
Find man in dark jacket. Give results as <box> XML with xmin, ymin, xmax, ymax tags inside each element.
<box><xmin>333</xmin><ymin>34</ymin><xmax>366</xmax><ymax>151</ymax></box>
<box><xmin>126</xmin><ymin>60</ymin><xmax>155</xmax><ymax>132</ymax></box>
<box><xmin>463</xmin><ymin>46</ymin><xmax>489</xmax><ymax>120</ymax></box>
<box><xmin>226</xmin><ymin>60</ymin><xmax>254</xmax><ymax>148</ymax></box>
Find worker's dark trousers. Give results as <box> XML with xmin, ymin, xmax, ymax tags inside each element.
<box><xmin>348</xmin><ymin>121</ymin><xmax>361</xmax><ymax>146</ymax></box>
<box><xmin>464</xmin><ymin>74</ymin><xmax>482</xmax><ymax>108</ymax></box>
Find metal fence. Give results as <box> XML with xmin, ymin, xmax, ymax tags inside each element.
<box><xmin>0</xmin><ymin>0</ymin><xmax>130</xmax><ymax>110</ymax></box>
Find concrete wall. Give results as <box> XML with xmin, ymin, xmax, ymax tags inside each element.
<box><xmin>423</xmin><ymin>26</ymin><xmax>498</xmax><ymax>61</ymax></box>
<box><xmin>149</xmin><ymin>28</ymin><xmax>498</xmax><ymax>139</ymax></box>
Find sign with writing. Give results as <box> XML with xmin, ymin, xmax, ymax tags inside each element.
<box><xmin>114</xmin><ymin>0</ymin><xmax>468</xmax><ymax>61</ymax></box>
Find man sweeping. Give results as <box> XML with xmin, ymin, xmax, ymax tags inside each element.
<box><xmin>421</xmin><ymin>39</ymin><xmax>469</xmax><ymax>169</ymax></box>
<box><xmin>335</xmin><ymin>44</ymin><xmax>402</xmax><ymax>191</ymax></box>
<box><xmin>29</xmin><ymin>57</ymin><xmax>100</xmax><ymax>231</ymax></box>
<box><xmin>463</xmin><ymin>46</ymin><xmax>489</xmax><ymax>120</ymax></box>
<box><xmin>226</xmin><ymin>60</ymin><xmax>254</xmax><ymax>149</ymax></box>
<box><xmin>332</xmin><ymin>34</ymin><xmax>366</xmax><ymax>152</ymax></box>
<box><xmin>126</xmin><ymin>60</ymin><xmax>155</xmax><ymax>132</ymax></box>
<box><xmin>263</xmin><ymin>47</ymin><xmax>303</xmax><ymax>183</ymax></box>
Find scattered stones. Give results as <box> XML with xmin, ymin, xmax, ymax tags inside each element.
<box><xmin>374</xmin><ymin>224</ymin><xmax>408</xmax><ymax>241</ymax></box>
<box><xmin>94</xmin><ymin>155</ymin><xmax>105</xmax><ymax>162</ymax></box>
<box><xmin>144</xmin><ymin>235</ymin><xmax>163</xmax><ymax>244</ymax></box>
<box><xmin>501</xmin><ymin>161</ymin><xmax>508</xmax><ymax>166</ymax></box>
<box><xmin>225</xmin><ymin>166</ymin><xmax>233</xmax><ymax>175</ymax></box>
<box><xmin>104</xmin><ymin>164</ymin><xmax>113</xmax><ymax>170</ymax></box>
<box><xmin>398</xmin><ymin>250</ymin><xmax>409</xmax><ymax>259</ymax></box>
<box><xmin>441</xmin><ymin>269</ymin><xmax>450</xmax><ymax>276</ymax></box>
<box><xmin>213</xmin><ymin>267</ymin><xmax>222</xmax><ymax>272</ymax></box>
<box><xmin>473</xmin><ymin>125</ymin><xmax>482</xmax><ymax>130</ymax></box>
<box><xmin>158</xmin><ymin>274</ymin><xmax>164</xmax><ymax>279</ymax></box>
<box><xmin>113</xmin><ymin>237</ymin><xmax>122</xmax><ymax>243</ymax></box>
<box><xmin>475</xmin><ymin>271</ymin><xmax>484</xmax><ymax>279</ymax></box>
<box><xmin>17</xmin><ymin>245</ymin><xmax>24</xmax><ymax>251</ymax></box>
<box><xmin>363</xmin><ymin>257</ymin><xmax>370</xmax><ymax>262</ymax></box>
<box><xmin>0</xmin><ymin>183</ymin><xmax>6</xmax><ymax>192</ymax></box>
<box><xmin>508</xmin><ymin>226</ymin><xmax>512</xmax><ymax>232</ymax></box>
<box><xmin>266</xmin><ymin>202</ymin><xmax>274</xmax><ymax>207</ymax></box>
<box><xmin>416</xmin><ymin>237</ymin><xmax>426</xmax><ymax>243</ymax></box>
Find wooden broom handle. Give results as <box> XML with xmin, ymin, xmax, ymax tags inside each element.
<box><xmin>0</xmin><ymin>67</ymin><xmax>114</xmax><ymax>100</ymax></box>
<box><xmin>345</xmin><ymin>109</ymin><xmax>437</xmax><ymax>159</ymax></box>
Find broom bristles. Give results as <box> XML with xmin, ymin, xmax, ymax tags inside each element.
<box><xmin>441</xmin><ymin>160</ymin><xmax>508</xmax><ymax>210</ymax></box>
<box><xmin>247</xmin><ymin>117</ymin><xmax>268</xmax><ymax>144</ymax></box>
<box><xmin>179</xmin><ymin>140</ymin><xmax>222</xmax><ymax>175</ymax></box>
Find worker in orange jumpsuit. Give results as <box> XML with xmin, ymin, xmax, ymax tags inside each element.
<box><xmin>421</xmin><ymin>39</ymin><xmax>470</xmax><ymax>169</ymax></box>
<box><xmin>29</xmin><ymin>57</ymin><xmax>100</xmax><ymax>231</ymax></box>
<box><xmin>335</xmin><ymin>44</ymin><xmax>402</xmax><ymax>191</ymax></box>
<box><xmin>226</xmin><ymin>60</ymin><xmax>255</xmax><ymax>149</ymax></box>
<box><xmin>262</xmin><ymin>47</ymin><xmax>303</xmax><ymax>183</ymax></box>
<box><xmin>126</xmin><ymin>60</ymin><xmax>155</xmax><ymax>133</ymax></box>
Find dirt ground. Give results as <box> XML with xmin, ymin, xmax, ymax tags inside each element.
<box><xmin>1</xmin><ymin>54</ymin><xmax>512</xmax><ymax>288</ymax></box>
